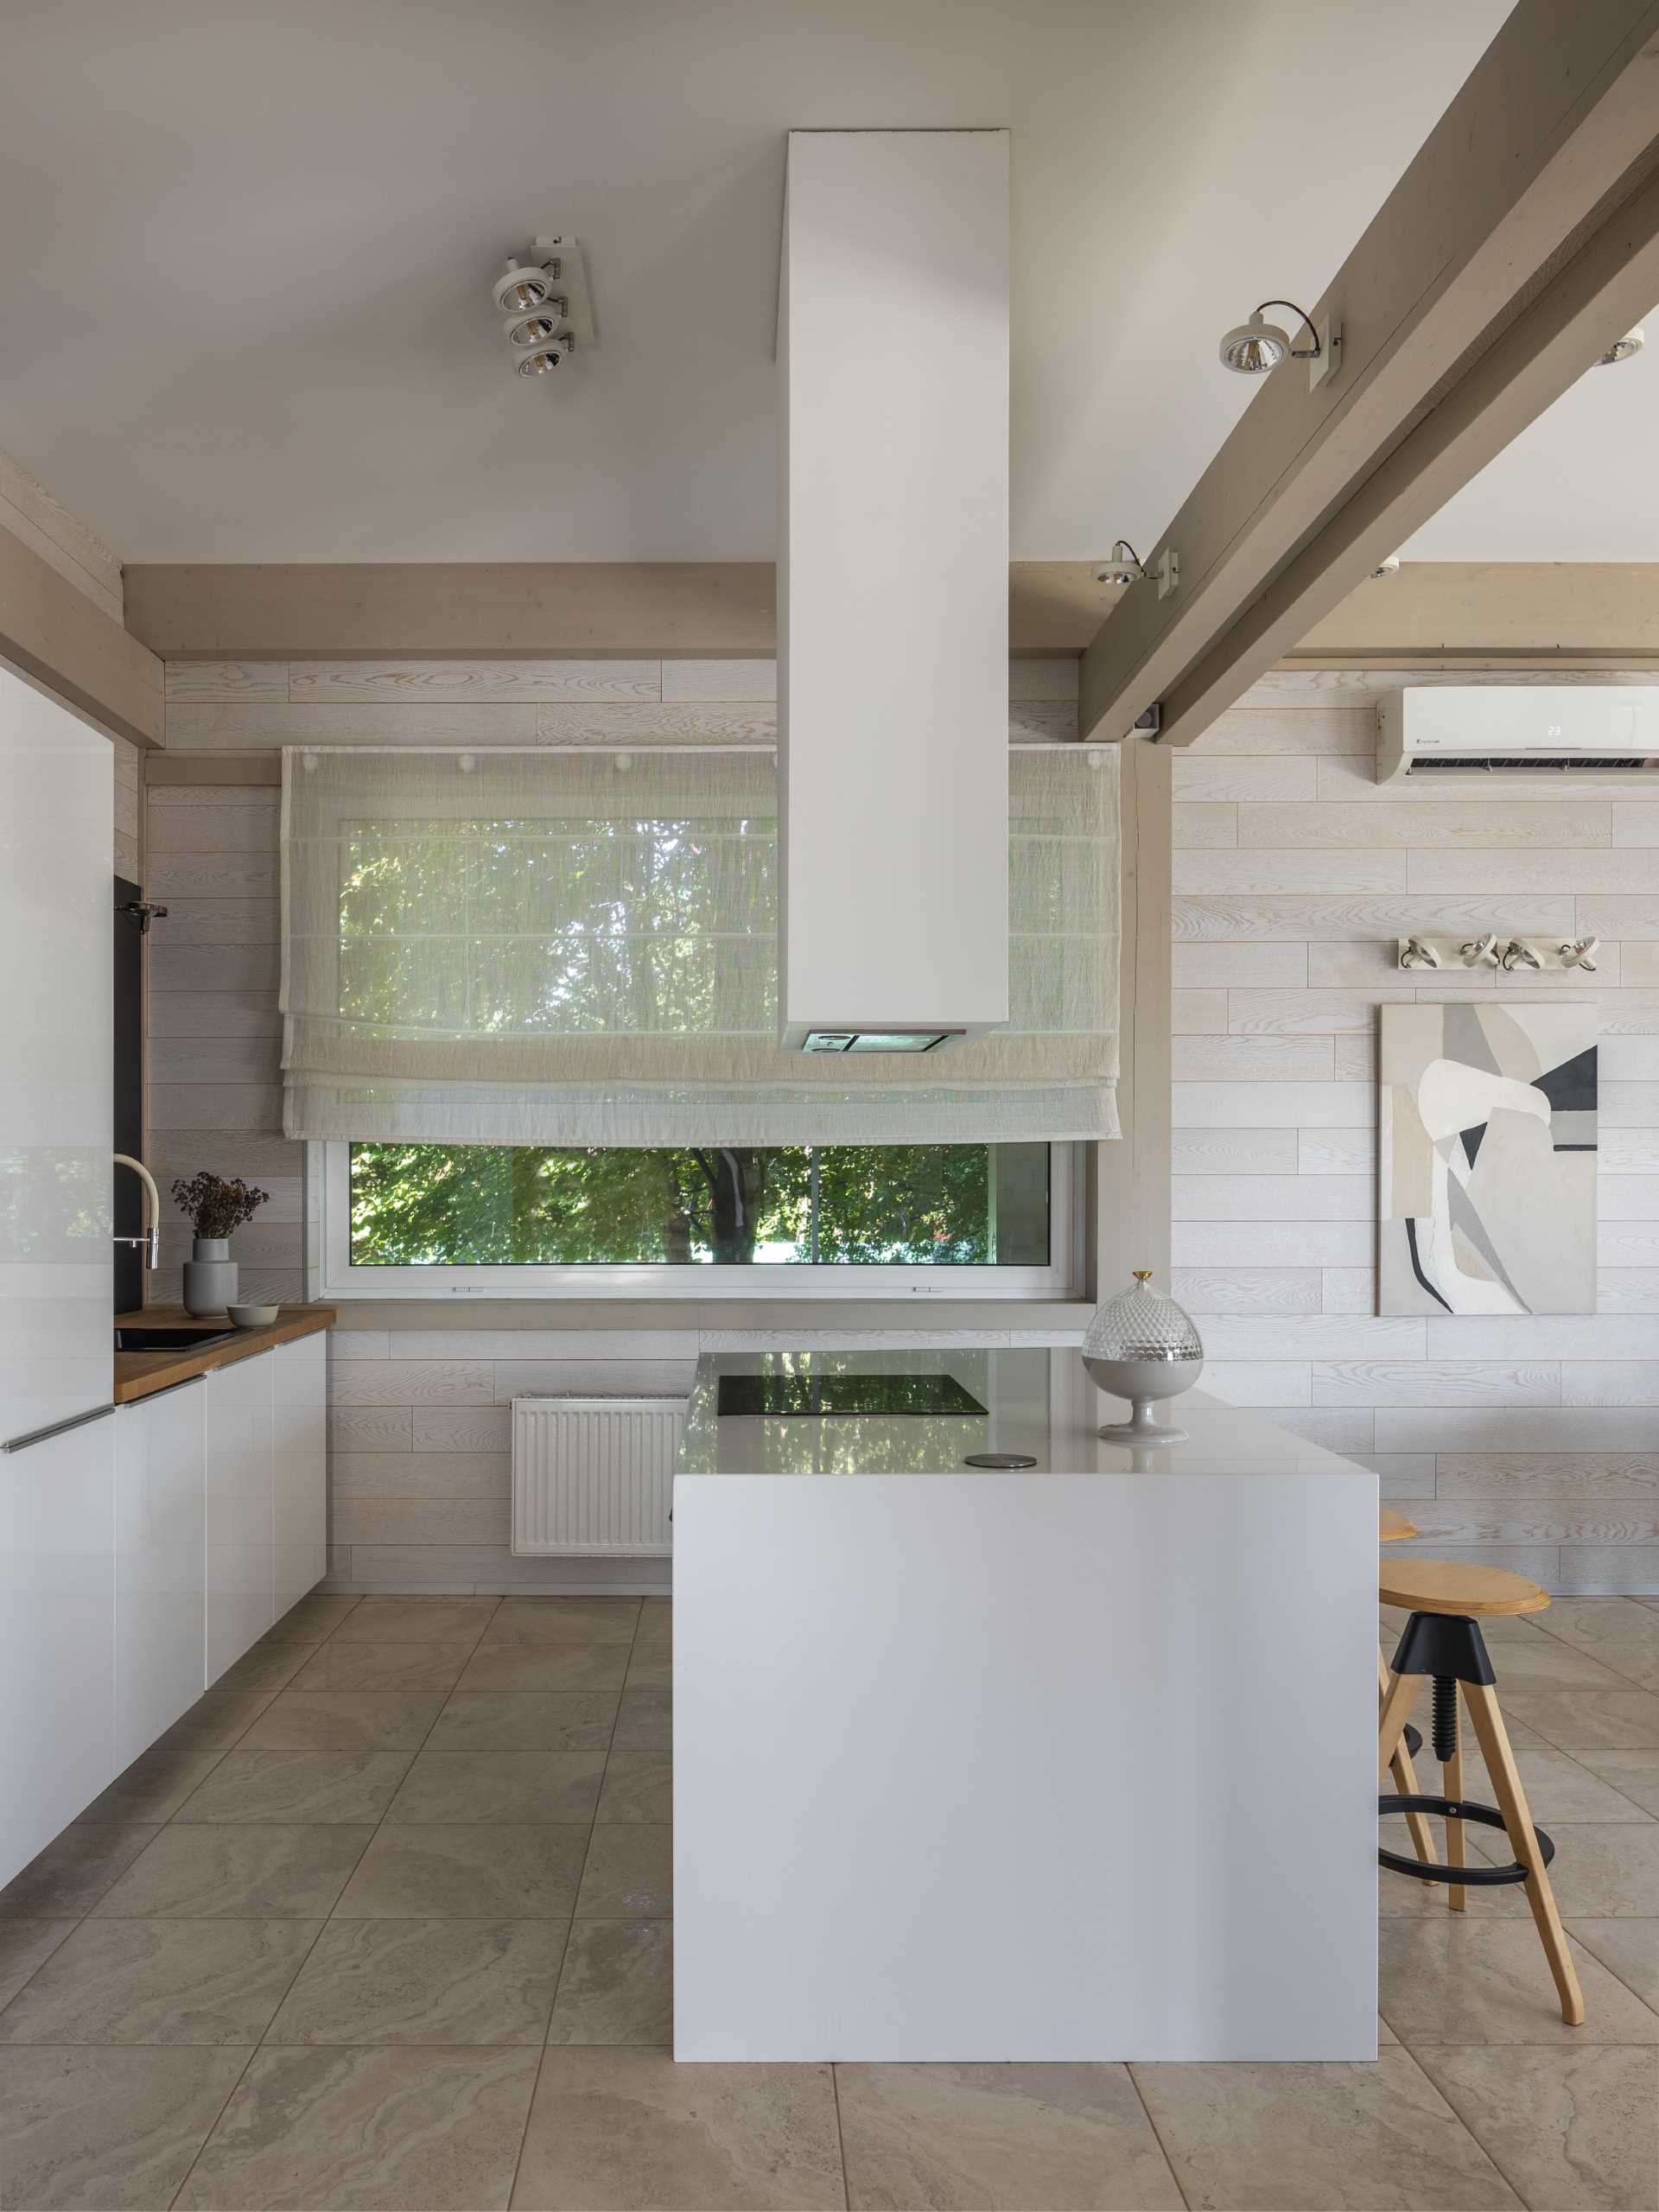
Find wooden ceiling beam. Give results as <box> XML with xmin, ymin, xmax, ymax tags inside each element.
<box><xmin>1287</xmin><ymin>563</ymin><xmax>1659</xmax><ymax>668</ymax></box>
<box><xmin>0</xmin><ymin>515</ymin><xmax>163</xmax><ymax>747</ymax></box>
<box><xmin>124</xmin><ymin>560</ymin><xmax>1111</xmax><ymax>659</ymax></box>
<box><xmin>1079</xmin><ymin>0</ymin><xmax>1659</xmax><ymax>747</ymax></box>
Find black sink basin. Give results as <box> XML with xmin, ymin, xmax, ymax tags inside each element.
<box><xmin>114</xmin><ymin>1325</ymin><xmax>237</xmax><ymax>1353</ymax></box>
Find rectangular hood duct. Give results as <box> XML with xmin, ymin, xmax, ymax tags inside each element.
<box><xmin>778</xmin><ymin>128</ymin><xmax>1010</xmax><ymax>1052</ymax></box>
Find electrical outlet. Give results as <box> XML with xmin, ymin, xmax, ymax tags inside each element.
<box><xmin>1309</xmin><ymin>313</ymin><xmax>1341</xmax><ymax>391</ymax></box>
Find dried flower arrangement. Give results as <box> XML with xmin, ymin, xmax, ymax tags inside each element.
<box><xmin>170</xmin><ymin>1173</ymin><xmax>270</xmax><ymax>1241</ymax></box>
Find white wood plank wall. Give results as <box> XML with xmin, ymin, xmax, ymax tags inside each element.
<box><xmin>1172</xmin><ymin>671</ymin><xmax>1659</xmax><ymax>1595</ymax></box>
<box><xmin>148</xmin><ymin>654</ymin><xmax>1082</xmax><ymax>1592</ymax></box>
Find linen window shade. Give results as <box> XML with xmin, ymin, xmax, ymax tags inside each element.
<box><xmin>280</xmin><ymin>745</ymin><xmax>1118</xmax><ymax>1145</ymax></box>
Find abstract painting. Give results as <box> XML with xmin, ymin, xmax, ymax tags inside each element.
<box><xmin>1379</xmin><ymin>1002</ymin><xmax>1597</xmax><ymax>1316</ymax></box>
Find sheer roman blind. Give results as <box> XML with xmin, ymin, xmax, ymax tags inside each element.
<box><xmin>281</xmin><ymin>745</ymin><xmax>1118</xmax><ymax>1144</ymax></box>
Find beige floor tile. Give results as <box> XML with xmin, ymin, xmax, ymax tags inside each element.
<box><xmin>93</xmin><ymin>1823</ymin><xmax>374</xmax><ymax>1919</ymax></box>
<box><xmin>290</xmin><ymin>1639</ymin><xmax>479</xmax><ymax>1693</ymax></box>
<box><xmin>0</xmin><ymin>1916</ymin><xmax>321</xmax><ymax>2044</ymax></box>
<box><xmin>836</xmin><ymin>2060</ymin><xmax>1184</xmax><ymax>2211</ymax></box>
<box><xmin>334</xmin><ymin>1598</ymin><xmax>499</xmax><ymax>1643</ymax></box>
<box><xmin>174</xmin><ymin>1749</ymin><xmax>414</xmax><ymax>1824</ymax></box>
<box><xmin>1129</xmin><ymin>2049</ymin><xmax>1522</xmax><ymax>2209</ymax></box>
<box><xmin>175</xmin><ymin>2044</ymin><xmax>541</xmax><ymax>2211</ymax></box>
<box><xmin>76</xmin><ymin>1744</ymin><xmax>226</xmax><ymax>1823</ymax></box>
<box><xmin>612</xmin><ymin>1687</ymin><xmax>672</xmax><ymax>1750</ymax></box>
<box><xmin>211</xmin><ymin>1642</ymin><xmax>315</xmax><ymax>1695</ymax></box>
<box><xmin>0</xmin><ymin>2045</ymin><xmax>249</xmax><ymax>2210</ymax></box>
<box><xmin>512</xmin><ymin>2047</ymin><xmax>844</xmax><ymax>2210</ymax></box>
<box><xmin>1576</xmin><ymin>1646</ymin><xmax>1659</xmax><ymax>1693</ymax></box>
<box><xmin>1573</xmin><ymin>1749</ymin><xmax>1659</xmax><ymax>1815</ymax></box>
<box><xmin>457</xmin><ymin>1643</ymin><xmax>632</xmax><ymax>1695</ymax></box>
<box><xmin>1569</xmin><ymin>1919</ymin><xmax>1659</xmax><ymax>2012</ymax></box>
<box><xmin>1378</xmin><ymin>1919</ymin><xmax>1659</xmax><ymax>2044</ymax></box>
<box><xmin>1502</xmin><ymin>1689</ymin><xmax>1659</xmax><ymax>1753</ymax></box>
<box><xmin>1414</xmin><ymin>2044</ymin><xmax>1659</xmax><ymax>2211</ymax></box>
<box><xmin>548</xmin><ymin>1921</ymin><xmax>673</xmax><ymax>2048</ymax></box>
<box><xmin>484</xmin><ymin>1598</ymin><xmax>641</xmax><ymax>1648</ymax></box>
<box><xmin>333</xmin><ymin>1825</ymin><xmax>588</xmax><ymax>1919</ymax></box>
<box><xmin>1536</xmin><ymin>1599</ymin><xmax>1659</xmax><ymax>1650</ymax></box>
<box><xmin>266</xmin><ymin>1917</ymin><xmax>565</xmax><ymax>2046</ymax></box>
<box><xmin>0</xmin><ymin>1820</ymin><xmax>162</xmax><ymax>1917</ymax></box>
<box><xmin>162</xmin><ymin>1688</ymin><xmax>283</xmax><ymax>1747</ymax></box>
<box><xmin>624</xmin><ymin>1649</ymin><xmax>671</xmax><ymax>1691</ymax></box>
<box><xmin>1449</xmin><ymin>1747</ymin><xmax>1656</xmax><ymax>1825</ymax></box>
<box><xmin>264</xmin><ymin>1596</ymin><xmax>362</xmax><ymax>1643</ymax></box>
<box><xmin>237</xmin><ymin>1689</ymin><xmax>447</xmax><ymax>1751</ymax></box>
<box><xmin>1473</xmin><ymin>1640</ymin><xmax>1641</xmax><ymax>1694</ymax></box>
<box><xmin>575</xmin><ymin>1827</ymin><xmax>673</xmax><ymax>1920</ymax></box>
<box><xmin>386</xmin><ymin>1748</ymin><xmax>606</xmax><ymax>1825</ymax></box>
<box><xmin>595</xmin><ymin>1750</ymin><xmax>673</xmax><ymax>1824</ymax></box>
<box><xmin>1470</xmin><ymin>1820</ymin><xmax>1659</xmax><ymax>1916</ymax></box>
<box><xmin>0</xmin><ymin>1919</ymin><xmax>76</xmax><ymax>2009</ymax></box>
<box><xmin>428</xmin><ymin>1690</ymin><xmax>618</xmax><ymax>1751</ymax></box>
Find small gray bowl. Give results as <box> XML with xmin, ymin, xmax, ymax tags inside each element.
<box><xmin>227</xmin><ymin>1302</ymin><xmax>280</xmax><ymax>1329</ymax></box>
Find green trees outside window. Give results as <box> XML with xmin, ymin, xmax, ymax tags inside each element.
<box><xmin>348</xmin><ymin>1142</ymin><xmax>1050</xmax><ymax>1268</ymax></box>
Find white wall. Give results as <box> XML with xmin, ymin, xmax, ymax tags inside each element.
<box><xmin>1171</xmin><ymin>671</ymin><xmax>1659</xmax><ymax>1595</ymax></box>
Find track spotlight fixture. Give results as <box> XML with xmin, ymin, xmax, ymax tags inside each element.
<box><xmin>490</xmin><ymin>236</ymin><xmax>595</xmax><ymax>385</ymax></box>
<box><xmin>1598</xmin><ymin>327</ymin><xmax>1644</xmax><ymax>365</ymax></box>
<box><xmin>1219</xmin><ymin>299</ymin><xmax>1321</xmax><ymax>375</ymax></box>
<box><xmin>1094</xmin><ymin>541</ymin><xmax>1147</xmax><ymax>587</ymax></box>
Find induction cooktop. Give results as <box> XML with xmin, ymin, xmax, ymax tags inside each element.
<box><xmin>716</xmin><ymin>1372</ymin><xmax>988</xmax><ymax>1418</ymax></box>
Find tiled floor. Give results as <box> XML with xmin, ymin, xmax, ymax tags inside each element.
<box><xmin>2</xmin><ymin>1594</ymin><xmax>1657</xmax><ymax>2209</ymax></box>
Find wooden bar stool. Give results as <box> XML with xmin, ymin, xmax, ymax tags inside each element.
<box><xmin>1377</xmin><ymin>1559</ymin><xmax>1584</xmax><ymax>2026</ymax></box>
<box><xmin>1377</xmin><ymin>1510</ymin><xmax>1437</xmax><ymax>1866</ymax></box>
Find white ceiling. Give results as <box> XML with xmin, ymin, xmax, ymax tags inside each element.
<box><xmin>8</xmin><ymin>0</ymin><xmax>1611</xmax><ymax>569</ymax></box>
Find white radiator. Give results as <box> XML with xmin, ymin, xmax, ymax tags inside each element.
<box><xmin>511</xmin><ymin>1397</ymin><xmax>686</xmax><ymax>1557</ymax></box>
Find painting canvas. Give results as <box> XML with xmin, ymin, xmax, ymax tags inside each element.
<box><xmin>1379</xmin><ymin>1002</ymin><xmax>1598</xmax><ymax>1316</ymax></box>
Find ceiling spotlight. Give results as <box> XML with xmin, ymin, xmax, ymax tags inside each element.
<box><xmin>1598</xmin><ymin>327</ymin><xmax>1644</xmax><ymax>365</ymax></box>
<box><xmin>516</xmin><ymin>340</ymin><xmax>572</xmax><ymax>376</ymax></box>
<box><xmin>505</xmin><ymin>308</ymin><xmax>567</xmax><ymax>347</ymax></box>
<box><xmin>493</xmin><ymin>257</ymin><xmax>560</xmax><ymax>315</ymax></box>
<box><xmin>1094</xmin><ymin>540</ymin><xmax>1147</xmax><ymax>587</ymax></box>
<box><xmin>1370</xmin><ymin>553</ymin><xmax>1401</xmax><ymax>578</ymax></box>
<box><xmin>1219</xmin><ymin>299</ymin><xmax>1321</xmax><ymax>376</ymax></box>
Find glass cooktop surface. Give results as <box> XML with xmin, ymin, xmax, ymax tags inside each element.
<box><xmin>716</xmin><ymin>1371</ymin><xmax>988</xmax><ymax>1419</ymax></box>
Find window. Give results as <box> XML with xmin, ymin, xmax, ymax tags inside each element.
<box><xmin>316</xmin><ymin>1139</ymin><xmax>1077</xmax><ymax>1299</ymax></box>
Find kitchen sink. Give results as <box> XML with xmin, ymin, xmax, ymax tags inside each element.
<box><xmin>114</xmin><ymin>1325</ymin><xmax>237</xmax><ymax>1353</ymax></box>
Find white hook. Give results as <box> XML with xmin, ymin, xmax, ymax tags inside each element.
<box><xmin>1501</xmin><ymin>938</ymin><xmax>1542</xmax><ymax>972</ymax></box>
<box><xmin>1560</xmin><ymin>935</ymin><xmax>1600</xmax><ymax>973</ymax></box>
<box><xmin>1459</xmin><ymin>933</ymin><xmax>1499</xmax><ymax>968</ymax></box>
<box><xmin>1400</xmin><ymin>937</ymin><xmax>1441</xmax><ymax>971</ymax></box>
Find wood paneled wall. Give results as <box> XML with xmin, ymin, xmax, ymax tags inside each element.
<box><xmin>145</xmin><ymin>652</ymin><xmax>1091</xmax><ymax>1592</ymax></box>
<box><xmin>1172</xmin><ymin>671</ymin><xmax>1659</xmax><ymax>1595</ymax></box>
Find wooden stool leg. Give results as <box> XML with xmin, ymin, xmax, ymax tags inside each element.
<box><xmin>1464</xmin><ymin>1681</ymin><xmax>1584</xmax><ymax>2026</ymax></box>
<box><xmin>1380</xmin><ymin>1652</ymin><xmax>1437</xmax><ymax>1866</ymax></box>
<box><xmin>1443</xmin><ymin>1686</ymin><xmax>1465</xmax><ymax>1913</ymax></box>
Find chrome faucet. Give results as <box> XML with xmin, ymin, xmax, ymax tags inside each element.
<box><xmin>113</xmin><ymin>1154</ymin><xmax>162</xmax><ymax>1271</ymax></box>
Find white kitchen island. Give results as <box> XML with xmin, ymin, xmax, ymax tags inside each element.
<box><xmin>672</xmin><ymin>1348</ymin><xmax>1379</xmax><ymax>2063</ymax></box>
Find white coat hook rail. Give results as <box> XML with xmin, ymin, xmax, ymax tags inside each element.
<box><xmin>1396</xmin><ymin>935</ymin><xmax>1601</xmax><ymax>975</ymax></box>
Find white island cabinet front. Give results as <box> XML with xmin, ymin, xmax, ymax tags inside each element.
<box><xmin>115</xmin><ymin>1376</ymin><xmax>207</xmax><ymax>1768</ymax></box>
<box><xmin>673</xmin><ymin>1350</ymin><xmax>1380</xmax><ymax>2064</ymax></box>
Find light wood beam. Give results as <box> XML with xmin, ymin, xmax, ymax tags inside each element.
<box><xmin>1289</xmin><ymin>563</ymin><xmax>1659</xmax><ymax>667</ymax></box>
<box><xmin>124</xmin><ymin>561</ymin><xmax>1107</xmax><ymax>659</ymax></box>
<box><xmin>0</xmin><ymin>516</ymin><xmax>163</xmax><ymax>748</ymax></box>
<box><xmin>1080</xmin><ymin>0</ymin><xmax>1659</xmax><ymax>748</ymax></box>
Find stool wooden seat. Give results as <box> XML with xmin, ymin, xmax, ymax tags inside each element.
<box><xmin>1379</xmin><ymin>1508</ymin><xmax>1416</xmax><ymax>1542</ymax></box>
<box><xmin>1377</xmin><ymin>1560</ymin><xmax>1583</xmax><ymax>2025</ymax></box>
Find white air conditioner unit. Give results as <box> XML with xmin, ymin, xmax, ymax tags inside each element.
<box><xmin>1377</xmin><ymin>686</ymin><xmax>1659</xmax><ymax>782</ymax></box>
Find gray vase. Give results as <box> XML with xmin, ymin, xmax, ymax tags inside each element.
<box><xmin>183</xmin><ymin>1236</ymin><xmax>238</xmax><ymax>1317</ymax></box>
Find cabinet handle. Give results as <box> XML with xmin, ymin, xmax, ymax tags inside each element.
<box><xmin>3</xmin><ymin>1402</ymin><xmax>116</xmax><ymax>1455</ymax></box>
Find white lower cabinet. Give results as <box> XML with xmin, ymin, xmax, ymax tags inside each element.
<box><xmin>114</xmin><ymin>1378</ymin><xmax>207</xmax><ymax>1770</ymax></box>
<box><xmin>204</xmin><ymin>1350</ymin><xmax>276</xmax><ymax>1682</ymax></box>
<box><xmin>273</xmin><ymin>1332</ymin><xmax>327</xmax><ymax>1613</ymax></box>
<box><xmin>0</xmin><ymin>1412</ymin><xmax>117</xmax><ymax>1889</ymax></box>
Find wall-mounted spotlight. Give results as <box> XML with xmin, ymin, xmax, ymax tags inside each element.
<box><xmin>1370</xmin><ymin>553</ymin><xmax>1402</xmax><ymax>579</ymax></box>
<box><xmin>1094</xmin><ymin>539</ymin><xmax>1180</xmax><ymax>600</ymax></box>
<box><xmin>491</xmin><ymin>235</ymin><xmax>594</xmax><ymax>384</ymax></box>
<box><xmin>1219</xmin><ymin>299</ymin><xmax>1324</xmax><ymax>376</ymax></box>
<box><xmin>1597</xmin><ymin>327</ymin><xmax>1644</xmax><ymax>365</ymax></box>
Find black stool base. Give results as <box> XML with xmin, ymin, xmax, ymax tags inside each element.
<box><xmin>1379</xmin><ymin>1793</ymin><xmax>1555</xmax><ymax>1886</ymax></box>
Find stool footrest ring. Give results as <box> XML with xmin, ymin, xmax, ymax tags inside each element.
<box><xmin>1378</xmin><ymin>1794</ymin><xmax>1555</xmax><ymax>1886</ymax></box>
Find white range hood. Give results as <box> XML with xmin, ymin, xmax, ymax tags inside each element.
<box><xmin>778</xmin><ymin>128</ymin><xmax>1010</xmax><ymax>1053</ymax></box>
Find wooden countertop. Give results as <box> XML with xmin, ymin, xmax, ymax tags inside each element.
<box><xmin>114</xmin><ymin>1305</ymin><xmax>335</xmax><ymax>1405</ymax></box>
